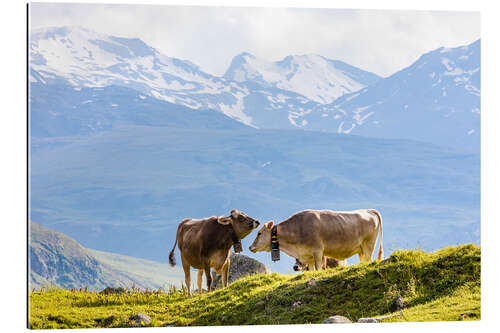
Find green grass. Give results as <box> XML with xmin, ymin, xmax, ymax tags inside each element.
<box><xmin>29</xmin><ymin>244</ymin><xmax>480</xmax><ymax>329</ymax></box>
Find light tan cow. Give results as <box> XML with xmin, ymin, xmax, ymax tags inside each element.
<box><xmin>249</xmin><ymin>209</ymin><xmax>383</xmax><ymax>270</ymax></box>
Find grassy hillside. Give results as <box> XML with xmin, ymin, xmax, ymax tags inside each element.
<box><xmin>29</xmin><ymin>244</ymin><xmax>480</xmax><ymax>329</ymax></box>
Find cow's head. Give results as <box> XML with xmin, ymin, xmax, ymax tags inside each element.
<box><xmin>293</xmin><ymin>258</ymin><xmax>308</xmax><ymax>271</ymax></box>
<box><xmin>249</xmin><ymin>220</ymin><xmax>274</xmax><ymax>253</ymax></box>
<box><xmin>217</xmin><ymin>209</ymin><xmax>260</xmax><ymax>239</ymax></box>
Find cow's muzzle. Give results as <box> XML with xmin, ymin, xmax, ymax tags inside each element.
<box><xmin>293</xmin><ymin>265</ymin><xmax>301</xmax><ymax>271</ymax></box>
<box><xmin>249</xmin><ymin>246</ymin><xmax>257</xmax><ymax>253</ymax></box>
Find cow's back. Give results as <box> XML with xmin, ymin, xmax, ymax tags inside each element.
<box><xmin>286</xmin><ymin>209</ymin><xmax>379</xmax><ymax>259</ymax></box>
<box><xmin>177</xmin><ymin>216</ymin><xmax>233</xmax><ymax>269</ymax></box>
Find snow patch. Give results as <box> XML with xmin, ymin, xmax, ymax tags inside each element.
<box><xmin>353</xmin><ymin>105</ymin><xmax>371</xmax><ymax>114</ymax></box>
<box><xmin>288</xmin><ymin>114</ymin><xmax>299</xmax><ymax>127</ymax></box>
<box><xmin>337</xmin><ymin>121</ymin><xmax>355</xmax><ymax>134</ymax></box>
<box><xmin>217</xmin><ymin>91</ymin><xmax>253</xmax><ymax>126</ymax></box>
<box><xmin>441</xmin><ymin>58</ymin><xmax>454</xmax><ymax>71</ymax></box>
<box><xmin>354</xmin><ymin>111</ymin><xmax>374</xmax><ymax>125</ymax></box>
<box><xmin>444</xmin><ymin>67</ymin><xmax>464</xmax><ymax>76</ymax></box>
<box><xmin>150</xmin><ymin>90</ymin><xmax>176</xmax><ymax>103</ymax></box>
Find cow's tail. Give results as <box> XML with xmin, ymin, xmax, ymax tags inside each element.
<box><xmin>372</xmin><ymin>209</ymin><xmax>384</xmax><ymax>261</ymax></box>
<box><xmin>168</xmin><ymin>229</ymin><xmax>179</xmax><ymax>267</ymax></box>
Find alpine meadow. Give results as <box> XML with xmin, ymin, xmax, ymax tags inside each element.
<box><xmin>28</xmin><ymin>5</ymin><xmax>480</xmax><ymax>328</ymax></box>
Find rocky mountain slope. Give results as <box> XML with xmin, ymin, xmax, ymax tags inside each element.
<box><xmin>29</xmin><ymin>221</ymin><xmax>185</xmax><ymax>290</ymax></box>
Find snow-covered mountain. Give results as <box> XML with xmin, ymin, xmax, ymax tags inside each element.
<box><xmin>29</xmin><ymin>26</ymin><xmax>480</xmax><ymax>151</ymax></box>
<box><xmin>29</xmin><ymin>26</ymin><xmax>378</xmax><ymax>131</ymax></box>
<box><xmin>29</xmin><ymin>26</ymin><xmax>256</xmax><ymax>124</ymax></box>
<box><xmin>328</xmin><ymin>39</ymin><xmax>480</xmax><ymax>150</ymax></box>
<box><xmin>224</xmin><ymin>52</ymin><xmax>381</xmax><ymax>103</ymax></box>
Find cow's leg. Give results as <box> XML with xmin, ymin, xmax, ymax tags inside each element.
<box><xmin>221</xmin><ymin>258</ymin><xmax>230</xmax><ymax>287</ymax></box>
<box><xmin>359</xmin><ymin>247</ymin><xmax>373</xmax><ymax>263</ymax></box>
<box><xmin>360</xmin><ymin>238</ymin><xmax>377</xmax><ymax>263</ymax></box>
<box><xmin>204</xmin><ymin>264</ymin><xmax>213</xmax><ymax>292</ymax></box>
<box><xmin>197</xmin><ymin>269</ymin><xmax>204</xmax><ymax>294</ymax></box>
<box><xmin>312</xmin><ymin>250</ymin><xmax>324</xmax><ymax>270</ymax></box>
<box><xmin>181</xmin><ymin>256</ymin><xmax>192</xmax><ymax>295</ymax></box>
<box><xmin>358</xmin><ymin>253</ymin><xmax>368</xmax><ymax>262</ymax></box>
<box><xmin>321</xmin><ymin>256</ymin><xmax>327</xmax><ymax>270</ymax></box>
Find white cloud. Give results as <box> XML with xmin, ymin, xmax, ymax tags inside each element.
<box><xmin>29</xmin><ymin>3</ymin><xmax>480</xmax><ymax>77</ymax></box>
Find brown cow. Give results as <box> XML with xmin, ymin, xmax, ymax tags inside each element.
<box><xmin>249</xmin><ymin>209</ymin><xmax>383</xmax><ymax>270</ymax></box>
<box><xmin>293</xmin><ymin>257</ymin><xmax>347</xmax><ymax>271</ymax></box>
<box><xmin>169</xmin><ymin>209</ymin><xmax>260</xmax><ymax>295</ymax></box>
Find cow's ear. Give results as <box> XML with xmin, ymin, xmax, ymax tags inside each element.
<box><xmin>266</xmin><ymin>221</ymin><xmax>274</xmax><ymax>229</ymax></box>
<box><xmin>230</xmin><ymin>209</ymin><xmax>239</xmax><ymax>219</ymax></box>
<box><xmin>217</xmin><ymin>216</ymin><xmax>232</xmax><ymax>225</ymax></box>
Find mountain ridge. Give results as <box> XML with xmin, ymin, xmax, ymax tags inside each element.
<box><xmin>29</xmin><ymin>221</ymin><xmax>185</xmax><ymax>290</ymax></box>
<box><xmin>29</xmin><ymin>26</ymin><xmax>480</xmax><ymax>150</ymax></box>
<box><xmin>224</xmin><ymin>52</ymin><xmax>381</xmax><ymax>103</ymax></box>
<box><xmin>328</xmin><ymin>39</ymin><xmax>480</xmax><ymax>150</ymax></box>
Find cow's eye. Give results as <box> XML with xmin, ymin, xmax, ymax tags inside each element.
<box><xmin>238</xmin><ymin>216</ymin><xmax>245</xmax><ymax>221</ymax></box>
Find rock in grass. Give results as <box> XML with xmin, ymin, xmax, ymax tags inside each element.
<box><xmin>255</xmin><ymin>300</ymin><xmax>265</xmax><ymax>307</ymax></box>
<box><xmin>306</xmin><ymin>278</ymin><xmax>318</xmax><ymax>288</ymax></box>
<box><xmin>322</xmin><ymin>315</ymin><xmax>352</xmax><ymax>324</ymax></box>
<box><xmin>395</xmin><ymin>294</ymin><xmax>405</xmax><ymax>310</ymax></box>
<box><xmin>100</xmin><ymin>287</ymin><xmax>126</xmax><ymax>294</ymax></box>
<box><xmin>460</xmin><ymin>312</ymin><xmax>478</xmax><ymax>320</ymax></box>
<box><xmin>358</xmin><ymin>318</ymin><xmax>379</xmax><ymax>323</ymax></box>
<box><xmin>291</xmin><ymin>300</ymin><xmax>303</xmax><ymax>310</ymax></box>
<box><xmin>379</xmin><ymin>257</ymin><xmax>392</xmax><ymax>265</ymax></box>
<box><xmin>129</xmin><ymin>313</ymin><xmax>152</xmax><ymax>327</ymax></box>
<box><xmin>211</xmin><ymin>253</ymin><xmax>270</xmax><ymax>290</ymax></box>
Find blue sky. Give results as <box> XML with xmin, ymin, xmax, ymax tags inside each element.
<box><xmin>30</xmin><ymin>3</ymin><xmax>479</xmax><ymax>77</ymax></box>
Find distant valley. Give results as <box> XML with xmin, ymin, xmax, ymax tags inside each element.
<box><xmin>30</xmin><ymin>125</ymin><xmax>479</xmax><ymax>273</ymax></box>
